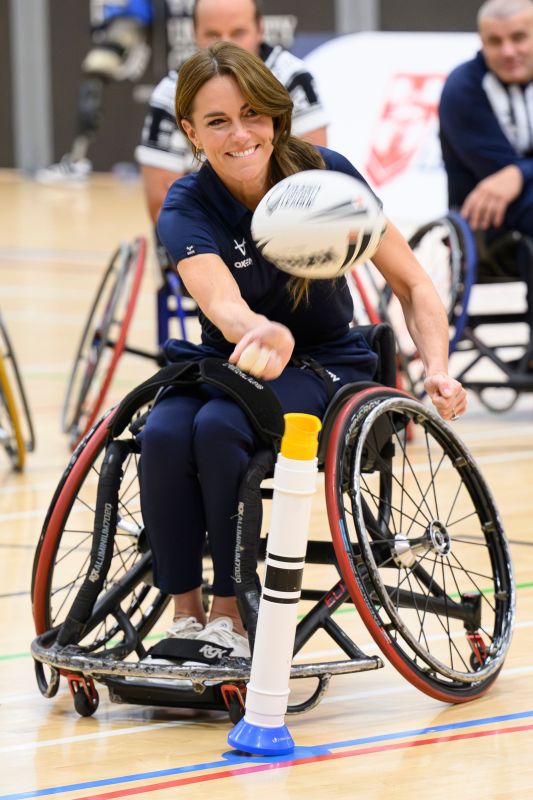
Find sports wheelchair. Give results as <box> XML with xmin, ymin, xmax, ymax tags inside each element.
<box><xmin>380</xmin><ymin>211</ymin><xmax>533</xmax><ymax>412</ymax></box>
<box><xmin>61</xmin><ymin>236</ymin><xmax>197</xmax><ymax>448</ymax></box>
<box><xmin>0</xmin><ymin>310</ymin><xmax>35</xmax><ymax>471</ymax></box>
<box><xmin>31</xmin><ymin>323</ymin><xmax>515</xmax><ymax>723</ymax></box>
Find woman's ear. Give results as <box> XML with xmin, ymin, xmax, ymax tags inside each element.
<box><xmin>181</xmin><ymin>119</ymin><xmax>200</xmax><ymax>150</ymax></box>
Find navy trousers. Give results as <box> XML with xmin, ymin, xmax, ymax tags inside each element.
<box><xmin>139</xmin><ymin>362</ymin><xmax>374</xmax><ymax>596</ymax></box>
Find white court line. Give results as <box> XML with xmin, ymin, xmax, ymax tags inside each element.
<box><xmin>0</xmin><ymin>247</ymin><xmax>110</xmax><ymax>264</ymax></box>
<box><xmin>0</xmin><ymin>720</ymin><xmax>192</xmax><ymax>754</ymax></box>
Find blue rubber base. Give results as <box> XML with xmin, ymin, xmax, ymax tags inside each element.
<box><xmin>227</xmin><ymin>719</ymin><xmax>295</xmax><ymax>755</ymax></box>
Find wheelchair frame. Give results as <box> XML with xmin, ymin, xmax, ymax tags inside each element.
<box><xmin>380</xmin><ymin>211</ymin><xmax>533</xmax><ymax>411</ymax></box>
<box><xmin>32</xmin><ymin>324</ymin><xmax>515</xmax><ymax>722</ymax></box>
<box><xmin>0</xmin><ymin>311</ymin><xmax>36</xmax><ymax>470</ymax></box>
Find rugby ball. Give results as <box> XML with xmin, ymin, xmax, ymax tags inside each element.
<box><xmin>251</xmin><ymin>170</ymin><xmax>385</xmax><ymax>279</ymax></box>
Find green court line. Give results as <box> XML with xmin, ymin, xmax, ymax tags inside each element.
<box><xmin>4</xmin><ymin>579</ymin><xmax>533</xmax><ymax>664</ymax></box>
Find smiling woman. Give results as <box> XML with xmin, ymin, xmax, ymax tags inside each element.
<box><xmin>140</xmin><ymin>41</ymin><xmax>467</xmax><ymax>657</ymax></box>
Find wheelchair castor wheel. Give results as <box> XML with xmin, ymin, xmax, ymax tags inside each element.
<box><xmin>67</xmin><ymin>674</ymin><xmax>99</xmax><ymax>717</ymax></box>
<box><xmin>221</xmin><ymin>684</ymin><xmax>246</xmax><ymax>724</ymax></box>
<box><xmin>73</xmin><ymin>687</ymin><xmax>99</xmax><ymax>717</ymax></box>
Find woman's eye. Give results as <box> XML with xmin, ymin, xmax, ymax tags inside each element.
<box><xmin>208</xmin><ymin>118</ymin><xmax>225</xmax><ymax>127</ymax></box>
<box><xmin>245</xmin><ymin>109</ymin><xmax>259</xmax><ymax>117</ymax></box>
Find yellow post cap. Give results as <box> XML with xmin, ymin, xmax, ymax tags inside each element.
<box><xmin>280</xmin><ymin>413</ymin><xmax>322</xmax><ymax>460</ymax></box>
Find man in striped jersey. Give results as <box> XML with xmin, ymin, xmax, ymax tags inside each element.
<box><xmin>135</xmin><ymin>0</ymin><xmax>329</xmax><ymax>222</ymax></box>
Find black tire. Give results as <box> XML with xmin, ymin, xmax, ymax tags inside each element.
<box><xmin>61</xmin><ymin>238</ymin><xmax>146</xmax><ymax>448</ymax></box>
<box><xmin>32</xmin><ymin>405</ymin><xmax>169</xmax><ymax>652</ymax></box>
<box><xmin>380</xmin><ymin>217</ymin><xmax>467</xmax><ymax>397</ymax></box>
<box><xmin>326</xmin><ymin>386</ymin><xmax>515</xmax><ymax>703</ymax></box>
<box><xmin>73</xmin><ymin>686</ymin><xmax>99</xmax><ymax>717</ymax></box>
<box><xmin>0</xmin><ymin>313</ymin><xmax>36</xmax><ymax>469</ymax></box>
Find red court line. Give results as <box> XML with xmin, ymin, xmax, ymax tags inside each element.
<box><xmin>76</xmin><ymin>721</ymin><xmax>533</xmax><ymax>800</ymax></box>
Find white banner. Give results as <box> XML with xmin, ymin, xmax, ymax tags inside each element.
<box><xmin>305</xmin><ymin>32</ymin><xmax>479</xmax><ymax>231</ymax></box>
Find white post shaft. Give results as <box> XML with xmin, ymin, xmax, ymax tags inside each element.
<box><xmin>243</xmin><ymin>453</ymin><xmax>318</xmax><ymax>728</ymax></box>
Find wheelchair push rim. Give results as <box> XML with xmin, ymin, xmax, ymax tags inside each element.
<box><xmin>326</xmin><ymin>386</ymin><xmax>515</xmax><ymax>703</ymax></box>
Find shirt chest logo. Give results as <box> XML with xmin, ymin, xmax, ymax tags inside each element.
<box><xmin>233</xmin><ymin>238</ymin><xmax>253</xmax><ymax>269</ymax></box>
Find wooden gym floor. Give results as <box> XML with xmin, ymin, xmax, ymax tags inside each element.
<box><xmin>0</xmin><ymin>170</ymin><xmax>532</xmax><ymax>799</ymax></box>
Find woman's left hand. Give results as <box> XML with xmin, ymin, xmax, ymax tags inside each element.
<box><xmin>423</xmin><ymin>372</ymin><xmax>468</xmax><ymax>421</ymax></box>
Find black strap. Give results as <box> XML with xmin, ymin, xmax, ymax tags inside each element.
<box><xmin>290</xmin><ymin>355</ymin><xmax>339</xmax><ymax>401</ymax></box>
<box><xmin>148</xmin><ymin>637</ymin><xmax>234</xmax><ymax>664</ymax></box>
<box><xmin>108</xmin><ymin>358</ymin><xmax>285</xmax><ymax>450</ymax></box>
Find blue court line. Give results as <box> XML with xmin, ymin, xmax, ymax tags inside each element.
<box><xmin>2</xmin><ymin>708</ymin><xmax>532</xmax><ymax>800</ymax></box>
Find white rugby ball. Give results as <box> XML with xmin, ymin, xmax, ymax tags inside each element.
<box><xmin>251</xmin><ymin>170</ymin><xmax>385</xmax><ymax>279</ymax></box>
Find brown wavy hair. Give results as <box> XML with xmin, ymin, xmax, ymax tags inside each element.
<box><xmin>175</xmin><ymin>41</ymin><xmax>326</xmax><ymax>304</ymax></box>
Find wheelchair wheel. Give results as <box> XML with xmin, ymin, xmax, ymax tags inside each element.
<box><xmin>381</xmin><ymin>216</ymin><xmax>470</xmax><ymax>396</ymax></box>
<box><xmin>61</xmin><ymin>237</ymin><xmax>146</xmax><ymax>448</ymax></box>
<box><xmin>0</xmin><ymin>313</ymin><xmax>36</xmax><ymax>470</ymax></box>
<box><xmin>326</xmin><ymin>386</ymin><xmax>515</xmax><ymax>703</ymax></box>
<box><xmin>32</xmin><ymin>406</ymin><xmax>169</xmax><ymax>651</ymax></box>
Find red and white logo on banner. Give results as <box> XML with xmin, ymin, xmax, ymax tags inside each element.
<box><xmin>365</xmin><ymin>73</ymin><xmax>445</xmax><ymax>187</ymax></box>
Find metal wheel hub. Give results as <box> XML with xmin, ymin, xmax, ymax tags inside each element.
<box><xmin>427</xmin><ymin>520</ymin><xmax>451</xmax><ymax>556</ymax></box>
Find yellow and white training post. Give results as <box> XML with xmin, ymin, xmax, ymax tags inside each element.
<box><xmin>227</xmin><ymin>412</ymin><xmax>321</xmax><ymax>755</ymax></box>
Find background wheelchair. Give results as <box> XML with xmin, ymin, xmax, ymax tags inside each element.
<box><xmin>380</xmin><ymin>211</ymin><xmax>533</xmax><ymax>412</ymax></box>
<box><xmin>61</xmin><ymin>236</ymin><xmax>197</xmax><ymax>448</ymax></box>
<box><xmin>31</xmin><ymin>323</ymin><xmax>515</xmax><ymax>723</ymax></box>
<box><xmin>0</xmin><ymin>310</ymin><xmax>35</xmax><ymax>471</ymax></box>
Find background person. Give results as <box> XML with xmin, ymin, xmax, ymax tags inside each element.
<box><xmin>439</xmin><ymin>0</ymin><xmax>533</xmax><ymax>369</ymax></box>
<box><xmin>36</xmin><ymin>0</ymin><xmax>157</xmax><ymax>184</ymax></box>
<box><xmin>135</xmin><ymin>0</ymin><xmax>328</xmax><ymax>224</ymax></box>
<box><xmin>139</xmin><ymin>42</ymin><xmax>467</xmax><ymax>655</ymax></box>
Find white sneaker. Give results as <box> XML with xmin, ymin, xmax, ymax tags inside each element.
<box><xmin>196</xmin><ymin>617</ymin><xmax>250</xmax><ymax>658</ymax></box>
<box><xmin>166</xmin><ymin>615</ymin><xmax>204</xmax><ymax>639</ymax></box>
<box><xmin>35</xmin><ymin>156</ymin><xmax>92</xmax><ymax>185</ymax></box>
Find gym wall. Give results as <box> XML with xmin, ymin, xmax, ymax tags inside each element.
<box><xmin>2</xmin><ymin>0</ymin><xmax>483</xmax><ymax>171</ymax></box>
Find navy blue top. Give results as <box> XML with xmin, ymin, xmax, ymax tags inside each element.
<box><xmin>158</xmin><ymin>146</ymin><xmax>377</xmax><ymax>362</ymax></box>
<box><xmin>439</xmin><ymin>51</ymin><xmax>533</xmax><ymax>232</ymax></box>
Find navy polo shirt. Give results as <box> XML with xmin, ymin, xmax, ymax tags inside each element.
<box><xmin>158</xmin><ymin>146</ymin><xmax>378</xmax><ymax>357</ymax></box>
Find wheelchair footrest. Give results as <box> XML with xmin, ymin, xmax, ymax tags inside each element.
<box><xmin>31</xmin><ymin>635</ymin><xmax>384</xmax><ymax>701</ymax></box>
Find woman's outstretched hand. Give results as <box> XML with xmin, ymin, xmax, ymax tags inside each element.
<box><xmin>229</xmin><ymin>321</ymin><xmax>295</xmax><ymax>380</ymax></box>
<box><xmin>423</xmin><ymin>372</ymin><xmax>468</xmax><ymax>421</ymax></box>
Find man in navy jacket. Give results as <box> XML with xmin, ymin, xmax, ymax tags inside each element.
<box><xmin>439</xmin><ymin>0</ymin><xmax>533</xmax><ymax>233</ymax></box>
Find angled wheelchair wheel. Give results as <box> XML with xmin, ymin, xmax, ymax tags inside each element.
<box><xmin>32</xmin><ymin>405</ymin><xmax>169</xmax><ymax>651</ymax></box>
<box><xmin>61</xmin><ymin>237</ymin><xmax>146</xmax><ymax>448</ymax></box>
<box><xmin>326</xmin><ymin>386</ymin><xmax>515</xmax><ymax>703</ymax></box>
<box><xmin>381</xmin><ymin>215</ymin><xmax>471</xmax><ymax>396</ymax></box>
<box><xmin>0</xmin><ymin>313</ymin><xmax>36</xmax><ymax>470</ymax></box>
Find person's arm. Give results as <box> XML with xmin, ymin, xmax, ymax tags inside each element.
<box><xmin>141</xmin><ymin>164</ymin><xmax>182</xmax><ymax>224</ymax></box>
<box><xmin>286</xmin><ymin>66</ymin><xmax>329</xmax><ymax>146</ymax></box>
<box><xmin>440</xmin><ymin>68</ymin><xmax>533</xmax><ymax>228</ymax></box>
<box><xmin>177</xmin><ymin>252</ymin><xmax>295</xmax><ymax>379</ymax></box>
<box><xmin>372</xmin><ymin>222</ymin><xmax>467</xmax><ymax>420</ymax></box>
<box><xmin>135</xmin><ymin>72</ymin><xmax>195</xmax><ymax>222</ymax></box>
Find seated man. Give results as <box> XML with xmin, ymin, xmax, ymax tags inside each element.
<box><xmin>135</xmin><ymin>0</ymin><xmax>329</xmax><ymax>224</ymax></box>
<box><xmin>439</xmin><ymin>0</ymin><xmax>533</xmax><ymax>365</ymax></box>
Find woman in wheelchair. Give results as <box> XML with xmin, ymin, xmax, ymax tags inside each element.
<box><xmin>140</xmin><ymin>41</ymin><xmax>468</xmax><ymax>658</ymax></box>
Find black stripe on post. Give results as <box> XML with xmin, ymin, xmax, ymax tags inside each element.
<box><xmin>264</xmin><ymin>565</ymin><xmax>304</xmax><ymax>593</ymax></box>
<box><xmin>268</xmin><ymin>553</ymin><xmax>304</xmax><ymax>563</ymax></box>
<box><xmin>262</xmin><ymin>593</ymin><xmax>299</xmax><ymax>604</ymax></box>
